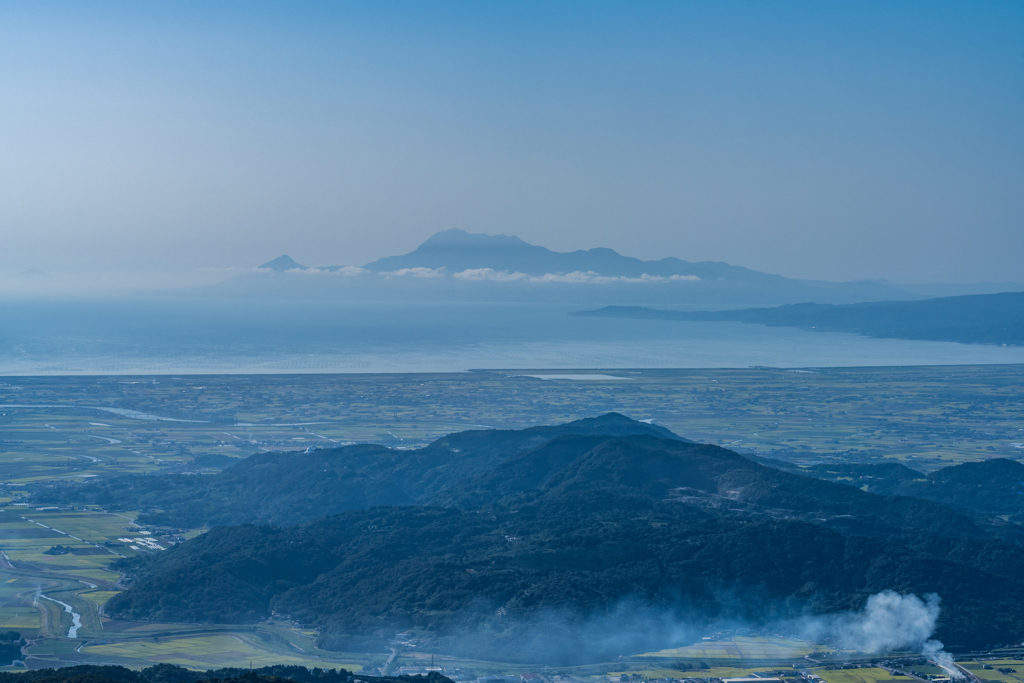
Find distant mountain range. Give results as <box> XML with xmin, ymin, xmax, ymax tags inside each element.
<box><xmin>211</xmin><ymin>229</ymin><xmax>1022</xmax><ymax>305</ymax></box>
<box><xmin>47</xmin><ymin>414</ymin><xmax>1024</xmax><ymax>661</ymax></box>
<box><xmin>573</xmin><ymin>291</ymin><xmax>1024</xmax><ymax>346</ymax></box>
<box><xmin>362</xmin><ymin>229</ymin><xmax>796</xmax><ymax>281</ymax></box>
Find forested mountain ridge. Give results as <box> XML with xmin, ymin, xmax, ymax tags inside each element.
<box><xmin>429</xmin><ymin>435</ymin><xmax>1024</xmax><ymax>579</ymax></box>
<box><xmin>108</xmin><ymin>430</ymin><xmax>1024</xmax><ymax>662</ymax></box>
<box><xmin>890</xmin><ymin>458</ymin><xmax>1024</xmax><ymax>520</ymax></box>
<box><xmin>109</xmin><ymin>500</ymin><xmax>1024</xmax><ymax>662</ymax></box>
<box><xmin>760</xmin><ymin>457</ymin><xmax>1024</xmax><ymax>522</ymax></box>
<box><xmin>35</xmin><ymin>413</ymin><xmax>685</xmax><ymax>527</ymax></box>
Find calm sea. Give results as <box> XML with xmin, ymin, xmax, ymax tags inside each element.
<box><xmin>1</xmin><ymin>298</ymin><xmax>1023</xmax><ymax>375</ymax></box>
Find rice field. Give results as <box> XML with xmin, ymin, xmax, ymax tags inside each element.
<box><xmin>0</xmin><ymin>499</ymin><xmax>374</xmax><ymax>674</ymax></box>
<box><xmin>815</xmin><ymin>669</ymin><xmax>906</xmax><ymax>683</ymax></box>
<box><xmin>80</xmin><ymin>591</ymin><xmax>120</xmax><ymax>608</ymax></box>
<box><xmin>621</xmin><ymin>666</ymin><xmax>783</xmax><ymax>679</ymax></box>
<box><xmin>959</xmin><ymin>660</ymin><xmax>1024</xmax><ymax>683</ymax></box>
<box><xmin>0</xmin><ymin>506</ymin><xmax>173</xmax><ymax>572</ymax></box>
<box><xmin>640</xmin><ymin>636</ymin><xmax>816</xmax><ymax>660</ymax></box>
<box><xmin>0</xmin><ymin>504</ymin><xmax>167</xmax><ymax>645</ymax></box>
<box><xmin>81</xmin><ymin>634</ymin><xmax>363</xmax><ymax>671</ymax></box>
<box><xmin>0</xmin><ymin>576</ymin><xmax>41</xmax><ymax>632</ymax></box>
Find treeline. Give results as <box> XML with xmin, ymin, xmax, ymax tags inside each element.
<box><xmin>0</xmin><ymin>631</ymin><xmax>23</xmax><ymax>666</ymax></box>
<box><xmin>0</xmin><ymin>664</ymin><xmax>453</xmax><ymax>683</ymax></box>
<box><xmin>757</xmin><ymin>457</ymin><xmax>1024</xmax><ymax>522</ymax></box>
<box><xmin>0</xmin><ymin>665</ymin><xmax>350</xmax><ymax>683</ymax></box>
<box><xmin>0</xmin><ymin>665</ymin><xmax>452</xmax><ymax>683</ymax></box>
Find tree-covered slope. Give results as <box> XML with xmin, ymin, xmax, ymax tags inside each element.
<box><xmin>436</xmin><ymin>436</ymin><xmax>1024</xmax><ymax>557</ymax></box>
<box><xmin>760</xmin><ymin>457</ymin><xmax>1024</xmax><ymax>522</ymax></box>
<box><xmin>889</xmin><ymin>458</ymin><xmax>1024</xmax><ymax>522</ymax></box>
<box><xmin>108</xmin><ymin>435</ymin><xmax>1024</xmax><ymax>662</ymax></box>
<box><xmin>37</xmin><ymin>413</ymin><xmax>682</xmax><ymax>527</ymax></box>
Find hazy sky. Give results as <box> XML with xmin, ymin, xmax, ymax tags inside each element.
<box><xmin>2</xmin><ymin>1</ymin><xmax>1023</xmax><ymax>286</ymax></box>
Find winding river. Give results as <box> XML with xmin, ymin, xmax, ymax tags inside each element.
<box><xmin>38</xmin><ymin>595</ymin><xmax>82</xmax><ymax>638</ymax></box>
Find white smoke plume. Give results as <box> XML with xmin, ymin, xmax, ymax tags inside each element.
<box><xmin>793</xmin><ymin>591</ymin><xmax>962</xmax><ymax>678</ymax></box>
<box><xmin>827</xmin><ymin>591</ymin><xmax>941</xmax><ymax>652</ymax></box>
<box><xmin>351</xmin><ymin>590</ymin><xmax>963</xmax><ymax>668</ymax></box>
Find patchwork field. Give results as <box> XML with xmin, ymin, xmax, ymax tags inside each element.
<box><xmin>0</xmin><ymin>576</ymin><xmax>41</xmax><ymax>632</ymax></box>
<box><xmin>0</xmin><ymin>505</ymin><xmax>169</xmax><ymax>662</ymax></box>
<box><xmin>0</xmin><ymin>506</ymin><xmax>146</xmax><ymax>570</ymax></box>
<box><xmin>2</xmin><ymin>367</ymin><xmax>1023</xmax><ymax>482</ymax></box>
<box><xmin>0</xmin><ymin>501</ymin><xmax>376</xmax><ymax>672</ymax></box>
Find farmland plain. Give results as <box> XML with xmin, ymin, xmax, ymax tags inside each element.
<box><xmin>3</xmin><ymin>365</ymin><xmax>1023</xmax><ymax>482</ymax></box>
<box><xmin>0</xmin><ymin>367</ymin><xmax>1022</xmax><ymax>674</ymax></box>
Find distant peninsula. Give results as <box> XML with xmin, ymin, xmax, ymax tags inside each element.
<box><xmin>571</xmin><ymin>291</ymin><xmax>1024</xmax><ymax>346</ymax></box>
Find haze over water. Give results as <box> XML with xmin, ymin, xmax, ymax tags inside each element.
<box><xmin>3</xmin><ymin>299</ymin><xmax>1023</xmax><ymax>375</ymax></box>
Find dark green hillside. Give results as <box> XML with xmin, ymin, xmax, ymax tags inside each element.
<box><xmin>437</xmin><ymin>436</ymin><xmax>1024</xmax><ymax>565</ymax></box>
<box><xmin>890</xmin><ymin>458</ymin><xmax>1024</xmax><ymax>522</ymax></box>
<box><xmin>451</xmin><ymin>436</ymin><xmax>1024</xmax><ymax>583</ymax></box>
<box><xmin>764</xmin><ymin>457</ymin><xmax>1024</xmax><ymax>521</ymax></box>
<box><xmin>109</xmin><ymin>435</ymin><xmax>1024</xmax><ymax>661</ymax></box>
<box><xmin>800</xmin><ymin>462</ymin><xmax>924</xmax><ymax>494</ymax></box>
<box><xmin>37</xmin><ymin>413</ymin><xmax>681</xmax><ymax>527</ymax></box>
<box><xmin>574</xmin><ymin>291</ymin><xmax>1024</xmax><ymax>345</ymax></box>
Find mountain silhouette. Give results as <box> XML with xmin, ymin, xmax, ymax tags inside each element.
<box><xmin>259</xmin><ymin>255</ymin><xmax>307</xmax><ymax>271</ymax></box>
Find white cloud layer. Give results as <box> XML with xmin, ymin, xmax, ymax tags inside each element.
<box><xmin>453</xmin><ymin>268</ymin><xmax>529</xmax><ymax>282</ymax></box>
<box><xmin>381</xmin><ymin>267</ymin><xmax>446</xmax><ymax>278</ymax></box>
<box><xmin>453</xmin><ymin>268</ymin><xmax>700</xmax><ymax>284</ymax></box>
<box><xmin>326</xmin><ymin>266</ymin><xmax>367</xmax><ymax>276</ymax></box>
<box><xmin>252</xmin><ymin>266</ymin><xmax>702</xmax><ymax>283</ymax></box>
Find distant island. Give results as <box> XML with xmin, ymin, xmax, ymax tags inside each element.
<box><xmin>571</xmin><ymin>291</ymin><xmax>1024</xmax><ymax>346</ymax></box>
<box><xmin>206</xmin><ymin>230</ymin><xmax>1023</xmax><ymax>306</ymax></box>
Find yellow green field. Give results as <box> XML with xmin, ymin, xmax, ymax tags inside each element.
<box><xmin>0</xmin><ymin>505</ymin><xmax>163</xmax><ymax>647</ymax></box>
<box><xmin>623</xmin><ymin>666</ymin><xmax>781</xmax><ymax>678</ymax></box>
<box><xmin>641</xmin><ymin>636</ymin><xmax>816</xmax><ymax>660</ymax></box>
<box><xmin>815</xmin><ymin>668</ymin><xmax>906</xmax><ymax>683</ymax></box>
<box><xmin>2</xmin><ymin>510</ymin><xmax>136</xmax><ymax>557</ymax></box>
<box><xmin>0</xmin><ymin>576</ymin><xmax>41</xmax><ymax>632</ymax></box>
<box><xmin>82</xmin><ymin>634</ymin><xmax>362</xmax><ymax>671</ymax></box>
<box><xmin>960</xmin><ymin>660</ymin><xmax>1024</xmax><ymax>683</ymax></box>
<box><xmin>80</xmin><ymin>590</ymin><xmax>120</xmax><ymax>607</ymax></box>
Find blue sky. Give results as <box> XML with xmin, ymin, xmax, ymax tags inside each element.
<box><xmin>1</xmin><ymin>1</ymin><xmax>1022</xmax><ymax>285</ymax></box>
